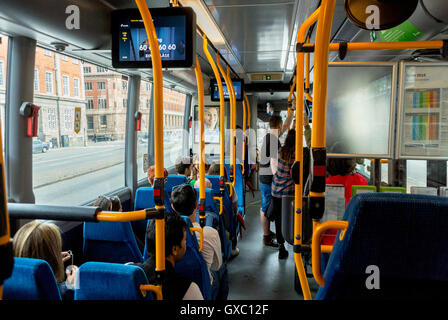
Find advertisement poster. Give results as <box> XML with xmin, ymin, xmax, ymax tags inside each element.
<box><xmin>399</xmin><ymin>65</ymin><xmax>448</xmax><ymax>158</ymax></box>
<box><xmin>194</xmin><ymin>105</ymin><xmax>220</xmax><ymax>144</ymax></box>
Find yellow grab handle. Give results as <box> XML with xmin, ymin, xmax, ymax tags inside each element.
<box><xmin>190</xmin><ymin>227</ymin><xmax>204</xmax><ymax>253</ymax></box>
<box><xmin>312</xmin><ymin>220</ymin><xmax>349</xmax><ymax>287</ymax></box>
<box><xmin>213</xmin><ymin>197</ymin><xmax>223</xmax><ymax>216</ymax></box>
<box><xmin>225</xmin><ymin>182</ymin><xmax>233</xmax><ymax>197</ymax></box>
<box><xmin>140</xmin><ymin>284</ymin><xmax>163</xmax><ymax>300</ymax></box>
<box><xmin>96</xmin><ymin>210</ymin><xmax>148</xmax><ymax>222</ymax></box>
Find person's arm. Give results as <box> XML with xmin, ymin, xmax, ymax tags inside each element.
<box><xmin>270</xmin><ymin>156</ymin><xmax>278</xmax><ymax>176</ymax></box>
<box><xmin>280</xmin><ymin>102</ymin><xmax>296</xmax><ymax>136</ymax></box>
<box><xmin>183</xmin><ymin>282</ymin><xmax>204</xmax><ymax>300</ymax></box>
<box><xmin>303</xmin><ymin>109</ymin><xmax>311</xmax><ymax>147</ymax></box>
<box><xmin>208</xmin><ymin>228</ymin><xmax>222</xmax><ymax>271</ymax></box>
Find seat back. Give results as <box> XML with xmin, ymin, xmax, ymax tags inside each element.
<box><xmin>83</xmin><ymin>216</ymin><xmax>143</xmax><ymax>264</ymax></box>
<box><xmin>3</xmin><ymin>257</ymin><xmax>62</xmax><ymax>300</ymax></box>
<box><xmin>316</xmin><ymin>193</ymin><xmax>448</xmax><ymax>300</ymax></box>
<box><xmin>206</xmin><ymin>175</ymin><xmax>235</xmax><ymax>230</ymax></box>
<box><xmin>165</xmin><ymin>175</ymin><xmax>188</xmax><ymax>211</ymax></box>
<box><xmin>75</xmin><ymin>262</ymin><xmax>152</xmax><ymax>300</ymax></box>
<box><xmin>224</xmin><ymin>159</ymin><xmax>244</xmax><ymax>212</ymax></box>
<box><xmin>195</xmin><ymin>187</ymin><xmax>229</xmax><ymax>259</ymax></box>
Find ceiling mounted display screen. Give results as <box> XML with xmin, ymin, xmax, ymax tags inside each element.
<box><xmin>111</xmin><ymin>7</ymin><xmax>196</xmax><ymax>69</ymax></box>
<box><xmin>210</xmin><ymin>79</ymin><xmax>244</xmax><ymax>102</ymax></box>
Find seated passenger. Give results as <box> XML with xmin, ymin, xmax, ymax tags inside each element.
<box><xmin>175</xmin><ymin>156</ymin><xmax>211</xmax><ymax>188</ymax></box>
<box><xmin>133</xmin><ymin>213</ymin><xmax>204</xmax><ymax>300</ymax></box>
<box><xmin>170</xmin><ymin>184</ymin><xmax>228</xmax><ymax>299</ymax></box>
<box><xmin>147</xmin><ymin>165</ymin><xmax>169</xmax><ymax>187</ymax></box>
<box><xmin>323</xmin><ymin>157</ymin><xmax>368</xmax><ymax>246</ymax></box>
<box><xmin>12</xmin><ymin>220</ymin><xmax>78</xmax><ymax>300</ymax></box>
<box><xmin>207</xmin><ymin>162</ymin><xmax>240</xmax><ymax>258</ymax></box>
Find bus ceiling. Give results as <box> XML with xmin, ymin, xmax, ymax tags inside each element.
<box><xmin>1</xmin><ymin>0</ymin><xmax>448</xmax><ymax>90</ymax></box>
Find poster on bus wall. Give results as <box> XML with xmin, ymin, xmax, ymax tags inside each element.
<box><xmin>399</xmin><ymin>64</ymin><xmax>448</xmax><ymax>159</ymax></box>
<box><xmin>194</xmin><ymin>105</ymin><xmax>220</xmax><ymax>144</ymax></box>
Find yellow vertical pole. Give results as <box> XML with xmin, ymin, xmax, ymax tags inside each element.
<box><xmin>226</xmin><ymin>66</ymin><xmax>237</xmax><ymax>186</ymax></box>
<box><xmin>293</xmin><ymin>7</ymin><xmax>321</xmax><ymax>301</ymax></box>
<box><xmin>202</xmin><ymin>36</ymin><xmax>226</xmax><ymax>208</ymax></box>
<box><xmin>135</xmin><ymin>0</ymin><xmax>165</xmax><ymax>299</ymax></box>
<box><xmin>216</xmin><ymin>59</ymin><xmax>234</xmax><ymax>188</ymax></box>
<box><xmin>305</xmin><ymin>51</ymin><xmax>313</xmax><ymax>102</ymax></box>
<box><xmin>244</xmin><ymin>92</ymin><xmax>250</xmax><ymax>146</ymax></box>
<box><xmin>288</xmin><ymin>76</ymin><xmax>296</xmax><ymax>115</ymax></box>
<box><xmin>309</xmin><ymin>0</ymin><xmax>337</xmax><ymax>286</ymax></box>
<box><xmin>194</xmin><ymin>55</ymin><xmax>206</xmax><ymax>227</ymax></box>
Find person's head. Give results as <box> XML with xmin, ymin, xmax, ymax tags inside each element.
<box><xmin>92</xmin><ymin>195</ymin><xmax>112</xmax><ymax>211</ymax></box>
<box><xmin>280</xmin><ymin>129</ymin><xmax>296</xmax><ymax>163</ymax></box>
<box><xmin>13</xmin><ymin>220</ymin><xmax>64</xmax><ymax>282</ymax></box>
<box><xmin>269</xmin><ymin>115</ymin><xmax>283</xmax><ymax>131</ymax></box>
<box><xmin>109</xmin><ymin>196</ymin><xmax>122</xmax><ymax>212</ymax></box>
<box><xmin>207</xmin><ymin>162</ymin><xmax>220</xmax><ymax>176</ymax></box>
<box><xmin>205</xmin><ymin>107</ymin><xmax>219</xmax><ymax>130</ymax></box>
<box><xmin>147</xmin><ymin>213</ymin><xmax>187</xmax><ymax>263</ymax></box>
<box><xmin>327</xmin><ymin>158</ymin><xmax>357</xmax><ymax>177</ymax></box>
<box><xmin>147</xmin><ymin>165</ymin><xmax>169</xmax><ymax>187</ymax></box>
<box><xmin>175</xmin><ymin>157</ymin><xmax>192</xmax><ymax>177</ymax></box>
<box><xmin>170</xmin><ymin>184</ymin><xmax>197</xmax><ymax>217</ymax></box>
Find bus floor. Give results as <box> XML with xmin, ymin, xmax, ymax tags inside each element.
<box><xmin>226</xmin><ymin>190</ymin><xmax>320</xmax><ymax>300</ymax></box>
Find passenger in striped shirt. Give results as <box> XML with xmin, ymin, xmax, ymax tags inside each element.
<box><xmin>271</xmin><ymin>129</ymin><xmax>296</xmax><ymax>259</ymax></box>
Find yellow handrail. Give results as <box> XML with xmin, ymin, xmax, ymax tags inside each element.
<box><xmin>305</xmin><ymin>50</ymin><xmax>312</xmax><ymax>102</ymax></box>
<box><xmin>293</xmin><ymin>5</ymin><xmax>321</xmax><ymax>301</ymax></box>
<box><xmin>97</xmin><ymin>210</ymin><xmax>148</xmax><ymax>222</ymax></box>
<box><xmin>190</xmin><ymin>227</ymin><xmax>204</xmax><ymax>253</ymax></box>
<box><xmin>226</xmin><ymin>66</ymin><xmax>237</xmax><ymax>186</ymax></box>
<box><xmin>135</xmin><ymin>0</ymin><xmax>165</xmax><ymax>300</ymax></box>
<box><xmin>244</xmin><ymin>92</ymin><xmax>250</xmax><ymax>149</ymax></box>
<box><xmin>241</xmin><ymin>99</ymin><xmax>246</xmax><ymax>175</ymax></box>
<box><xmin>194</xmin><ymin>55</ymin><xmax>206</xmax><ymax>227</ymax></box>
<box><xmin>140</xmin><ymin>284</ymin><xmax>163</xmax><ymax>300</ymax></box>
<box><xmin>311</xmin><ymin>220</ymin><xmax>349</xmax><ymax>287</ymax></box>
<box><xmin>301</xmin><ymin>40</ymin><xmax>444</xmax><ymax>52</ymax></box>
<box><xmin>213</xmin><ymin>196</ymin><xmax>223</xmax><ymax>216</ymax></box>
<box><xmin>202</xmin><ymin>35</ymin><xmax>227</xmax><ymax>215</ymax></box>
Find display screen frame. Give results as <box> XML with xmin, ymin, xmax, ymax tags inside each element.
<box><xmin>326</xmin><ymin>62</ymin><xmax>398</xmax><ymax>159</ymax></box>
<box><xmin>111</xmin><ymin>7</ymin><xmax>196</xmax><ymax>69</ymax></box>
<box><xmin>210</xmin><ymin>78</ymin><xmax>245</xmax><ymax>102</ymax></box>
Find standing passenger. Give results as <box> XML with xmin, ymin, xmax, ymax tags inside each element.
<box><xmin>271</xmin><ymin>129</ymin><xmax>296</xmax><ymax>259</ymax></box>
<box><xmin>259</xmin><ymin>106</ymin><xmax>294</xmax><ymax>248</ymax></box>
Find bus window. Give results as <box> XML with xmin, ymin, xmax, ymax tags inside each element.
<box><xmin>137</xmin><ymin>80</ymin><xmax>152</xmax><ymax>182</ymax></box>
<box><xmin>406</xmin><ymin>160</ymin><xmax>427</xmax><ymax>193</ymax></box>
<box><xmin>0</xmin><ymin>34</ymin><xmax>8</xmax><ymax>157</ymax></box>
<box><xmin>163</xmin><ymin>87</ymin><xmax>186</xmax><ymax>168</ymax></box>
<box><xmin>32</xmin><ymin>49</ymin><xmax>128</xmax><ymax>205</ymax></box>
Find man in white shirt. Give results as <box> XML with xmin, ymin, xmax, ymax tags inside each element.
<box><xmin>170</xmin><ymin>184</ymin><xmax>228</xmax><ymax>299</ymax></box>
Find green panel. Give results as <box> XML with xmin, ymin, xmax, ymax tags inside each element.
<box><xmin>380</xmin><ymin>186</ymin><xmax>406</xmax><ymax>194</ymax></box>
<box><xmin>352</xmin><ymin>185</ymin><xmax>377</xmax><ymax>196</ymax></box>
<box><xmin>378</xmin><ymin>20</ymin><xmax>424</xmax><ymax>42</ymax></box>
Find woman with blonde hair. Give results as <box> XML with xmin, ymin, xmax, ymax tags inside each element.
<box><xmin>13</xmin><ymin>220</ymin><xmax>76</xmax><ymax>299</ymax></box>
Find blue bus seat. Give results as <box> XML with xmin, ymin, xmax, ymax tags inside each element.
<box><xmin>74</xmin><ymin>261</ymin><xmax>153</xmax><ymax>300</ymax></box>
<box><xmin>195</xmin><ymin>187</ymin><xmax>230</xmax><ymax>260</ymax></box>
<box><xmin>316</xmin><ymin>193</ymin><xmax>448</xmax><ymax>300</ymax></box>
<box><xmin>175</xmin><ymin>216</ymin><xmax>212</xmax><ymax>300</ymax></box>
<box><xmin>224</xmin><ymin>158</ymin><xmax>245</xmax><ymax>214</ymax></box>
<box><xmin>83</xmin><ymin>215</ymin><xmax>143</xmax><ymax>264</ymax></box>
<box><xmin>3</xmin><ymin>257</ymin><xmax>62</xmax><ymax>300</ymax></box>
<box><xmin>165</xmin><ymin>174</ymin><xmax>188</xmax><ymax>212</ymax></box>
<box><xmin>206</xmin><ymin>175</ymin><xmax>235</xmax><ymax>230</ymax></box>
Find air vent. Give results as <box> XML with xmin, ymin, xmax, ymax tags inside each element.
<box><xmin>248</xmin><ymin>73</ymin><xmax>284</xmax><ymax>82</ymax></box>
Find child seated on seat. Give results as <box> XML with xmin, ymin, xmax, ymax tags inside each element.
<box><xmin>12</xmin><ymin>220</ymin><xmax>78</xmax><ymax>300</ymax></box>
<box><xmin>175</xmin><ymin>156</ymin><xmax>212</xmax><ymax>188</ymax></box>
<box><xmin>132</xmin><ymin>213</ymin><xmax>204</xmax><ymax>300</ymax></box>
